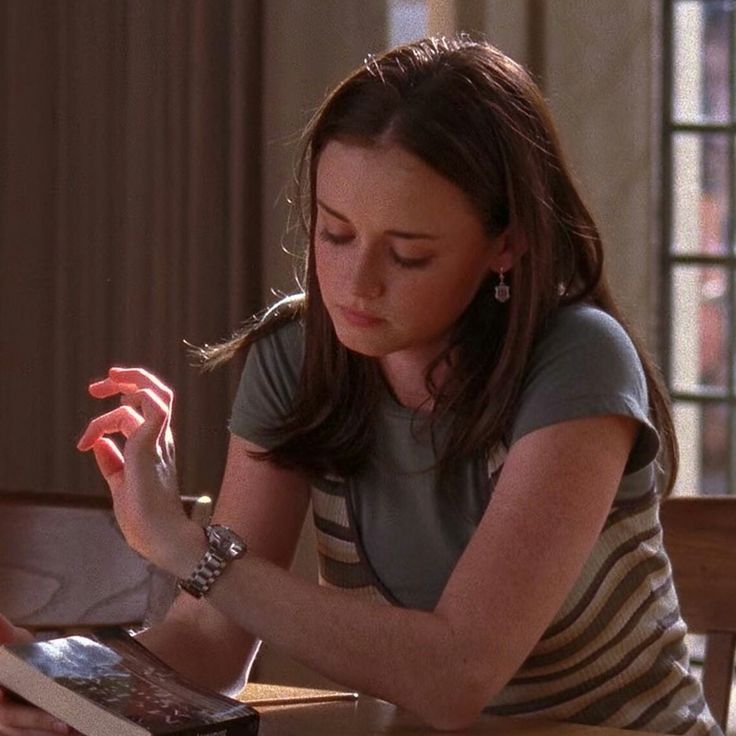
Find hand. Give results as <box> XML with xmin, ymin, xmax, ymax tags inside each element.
<box><xmin>76</xmin><ymin>367</ymin><xmax>195</xmax><ymax>570</ymax></box>
<box><xmin>0</xmin><ymin>614</ymin><xmax>71</xmax><ymax>735</ymax></box>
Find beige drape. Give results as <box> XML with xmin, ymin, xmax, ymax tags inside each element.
<box><xmin>0</xmin><ymin>0</ymin><xmax>263</xmax><ymax>497</ymax></box>
<box><xmin>0</xmin><ymin>0</ymin><xmax>387</xmax><ymax>500</ymax></box>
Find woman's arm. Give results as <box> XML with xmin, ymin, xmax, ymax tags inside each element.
<box><xmin>162</xmin><ymin>415</ymin><xmax>637</xmax><ymax>730</ymax></box>
<box><xmin>78</xmin><ymin>368</ymin><xmax>637</xmax><ymax>730</ymax></box>
<box><xmin>136</xmin><ymin>433</ymin><xmax>311</xmax><ymax>694</ymax></box>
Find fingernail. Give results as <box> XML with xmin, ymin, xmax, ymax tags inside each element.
<box><xmin>53</xmin><ymin>723</ymin><xmax>70</xmax><ymax>734</ymax></box>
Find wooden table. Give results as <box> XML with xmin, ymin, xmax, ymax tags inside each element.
<box><xmin>243</xmin><ymin>684</ymin><xmax>662</xmax><ymax>736</ymax></box>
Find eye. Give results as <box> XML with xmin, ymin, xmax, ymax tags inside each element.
<box><xmin>318</xmin><ymin>228</ymin><xmax>353</xmax><ymax>245</ymax></box>
<box><xmin>390</xmin><ymin>249</ymin><xmax>432</xmax><ymax>270</ymax></box>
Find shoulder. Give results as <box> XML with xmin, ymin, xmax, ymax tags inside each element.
<box><xmin>511</xmin><ymin>303</ymin><xmax>659</xmax><ymax>474</ymax></box>
<box><xmin>229</xmin><ymin>305</ymin><xmax>304</xmax><ymax>444</ymax></box>
<box><xmin>240</xmin><ymin>292</ymin><xmax>305</xmax><ymax>370</ymax></box>
<box><xmin>248</xmin><ymin>314</ymin><xmax>304</xmax><ymax>375</ymax></box>
<box><xmin>522</xmin><ymin>303</ymin><xmax>646</xmax><ymax>401</ymax></box>
<box><xmin>241</xmin><ymin>312</ymin><xmax>304</xmax><ymax>409</ymax></box>
<box><xmin>533</xmin><ymin>303</ymin><xmax>640</xmax><ymax>370</ymax></box>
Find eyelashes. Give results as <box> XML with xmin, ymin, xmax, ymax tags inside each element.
<box><xmin>317</xmin><ymin>229</ymin><xmax>432</xmax><ymax>270</ymax></box>
<box><xmin>393</xmin><ymin>254</ymin><xmax>432</xmax><ymax>269</ymax></box>
<box><xmin>319</xmin><ymin>229</ymin><xmax>352</xmax><ymax>246</ymax></box>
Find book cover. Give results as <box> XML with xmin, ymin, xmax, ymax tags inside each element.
<box><xmin>0</xmin><ymin>627</ymin><xmax>259</xmax><ymax>736</ymax></box>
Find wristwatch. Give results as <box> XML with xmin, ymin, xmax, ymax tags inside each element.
<box><xmin>178</xmin><ymin>524</ymin><xmax>247</xmax><ymax>599</ymax></box>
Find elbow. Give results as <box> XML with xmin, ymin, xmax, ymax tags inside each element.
<box><xmin>414</xmin><ymin>667</ymin><xmax>499</xmax><ymax>732</ymax></box>
<box><xmin>421</xmin><ymin>708</ymin><xmax>480</xmax><ymax>732</ymax></box>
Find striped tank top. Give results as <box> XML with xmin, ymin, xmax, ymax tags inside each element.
<box><xmin>311</xmin><ymin>466</ymin><xmax>722</xmax><ymax>736</ymax></box>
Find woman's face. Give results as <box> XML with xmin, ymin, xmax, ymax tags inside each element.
<box><xmin>315</xmin><ymin>140</ymin><xmax>506</xmax><ymax>365</ymax></box>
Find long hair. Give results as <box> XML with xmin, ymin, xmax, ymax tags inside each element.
<box><xmin>199</xmin><ymin>36</ymin><xmax>678</xmax><ymax>494</ymax></box>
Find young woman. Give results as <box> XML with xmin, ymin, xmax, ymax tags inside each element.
<box><xmin>0</xmin><ymin>36</ymin><xmax>722</xmax><ymax>736</ymax></box>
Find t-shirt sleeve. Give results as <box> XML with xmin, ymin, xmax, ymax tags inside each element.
<box><xmin>510</xmin><ymin>305</ymin><xmax>660</xmax><ymax>476</ymax></box>
<box><xmin>228</xmin><ymin>320</ymin><xmax>303</xmax><ymax>448</ymax></box>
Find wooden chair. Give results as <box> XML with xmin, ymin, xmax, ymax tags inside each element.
<box><xmin>660</xmin><ymin>496</ymin><xmax>736</xmax><ymax>732</ymax></box>
<box><xmin>0</xmin><ymin>491</ymin><xmax>212</xmax><ymax>636</ymax></box>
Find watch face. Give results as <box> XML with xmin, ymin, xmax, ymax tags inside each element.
<box><xmin>208</xmin><ymin>524</ymin><xmax>247</xmax><ymax>559</ymax></box>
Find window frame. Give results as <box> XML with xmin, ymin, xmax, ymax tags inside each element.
<box><xmin>661</xmin><ymin>0</ymin><xmax>736</xmax><ymax>497</ymax></box>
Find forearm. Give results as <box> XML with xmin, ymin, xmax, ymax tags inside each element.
<box><xmin>135</xmin><ymin>604</ymin><xmax>260</xmax><ymax>696</ymax></box>
<box><xmin>191</xmin><ymin>554</ymin><xmax>488</xmax><ymax>728</ymax></box>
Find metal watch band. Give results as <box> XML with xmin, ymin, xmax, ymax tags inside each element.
<box><xmin>178</xmin><ymin>524</ymin><xmax>247</xmax><ymax>599</ymax></box>
<box><xmin>178</xmin><ymin>548</ymin><xmax>226</xmax><ymax>599</ymax></box>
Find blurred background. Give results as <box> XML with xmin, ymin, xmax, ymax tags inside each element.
<box><xmin>0</xmin><ymin>0</ymin><xmax>734</xmax><ymax>702</ymax></box>
<box><xmin>0</xmin><ymin>0</ymin><xmax>732</xmax><ymax>501</ymax></box>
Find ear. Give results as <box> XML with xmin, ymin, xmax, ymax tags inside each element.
<box><xmin>487</xmin><ymin>227</ymin><xmax>526</xmax><ymax>274</ymax></box>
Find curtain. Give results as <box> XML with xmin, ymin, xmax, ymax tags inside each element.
<box><xmin>0</xmin><ymin>0</ymin><xmax>388</xmax><ymax>500</ymax></box>
<box><xmin>0</xmin><ymin>0</ymin><xmax>263</xmax><ymax>498</ymax></box>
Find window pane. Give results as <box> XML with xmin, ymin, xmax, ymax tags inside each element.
<box><xmin>671</xmin><ymin>265</ymin><xmax>730</xmax><ymax>392</ymax></box>
<box><xmin>673</xmin><ymin>401</ymin><xmax>729</xmax><ymax>496</ymax></box>
<box><xmin>672</xmin><ymin>133</ymin><xmax>730</xmax><ymax>254</ymax></box>
<box><xmin>673</xmin><ymin>0</ymin><xmax>731</xmax><ymax>124</ymax></box>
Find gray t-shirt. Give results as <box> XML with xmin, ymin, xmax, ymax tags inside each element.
<box><xmin>229</xmin><ymin>304</ymin><xmax>660</xmax><ymax>610</ymax></box>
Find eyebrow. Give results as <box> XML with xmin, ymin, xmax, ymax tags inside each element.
<box><xmin>316</xmin><ymin>199</ymin><xmax>439</xmax><ymax>241</ymax></box>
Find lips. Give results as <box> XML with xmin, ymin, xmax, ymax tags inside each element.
<box><xmin>338</xmin><ymin>306</ymin><xmax>385</xmax><ymax>327</ymax></box>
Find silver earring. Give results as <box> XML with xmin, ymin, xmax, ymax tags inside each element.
<box><xmin>494</xmin><ymin>269</ymin><xmax>510</xmax><ymax>303</ymax></box>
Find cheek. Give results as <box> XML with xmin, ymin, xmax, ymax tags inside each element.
<box><xmin>315</xmin><ymin>244</ymin><xmax>360</xmax><ymax>299</ymax></box>
<box><xmin>314</xmin><ymin>244</ymin><xmax>334</xmax><ymax>294</ymax></box>
<box><xmin>409</xmin><ymin>270</ymin><xmax>486</xmax><ymax>323</ymax></box>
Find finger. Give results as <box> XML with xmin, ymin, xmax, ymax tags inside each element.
<box><xmin>76</xmin><ymin>406</ymin><xmax>143</xmax><ymax>451</ymax></box>
<box><xmin>0</xmin><ymin>615</ymin><xmax>15</xmax><ymax>646</ymax></box>
<box><xmin>87</xmin><ymin>369</ymin><xmax>175</xmax><ymax>447</ymax></box>
<box><xmin>0</xmin><ymin>615</ymin><xmax>33</xmax><ymax>646</ymax></box>
<box><xmin>0</xmin><ymin>692</ymin><xmax>70</xmax><ymax>733</ymax></box>
<box><xmin>106</xmin><ymin>367</ymin><xmax>173</xmax><ymax>407</ymax></box>
<box><xmin>91</xmin><ymin>438</ymin><xmax>124</xmax><ymax>483</ymax></box>
<box><xmin>119</xmin><ymin>389</ymin><xmax>169</xmax><ymax>445</ymax></box>
<box><xmin>88</xmin><ymin>378</ymin><xmax>139</xmax><ymax>400</ymax></box>
<box><xmin>87</xmin><ymin>367</ymin><xmax>173</xmax><ymax>410</ymax></box>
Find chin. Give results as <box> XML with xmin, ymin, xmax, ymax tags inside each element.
<box><xmin>332</xmin><ymin>324</ymin><xmax>394</xmax><ymax>358</ymax></box>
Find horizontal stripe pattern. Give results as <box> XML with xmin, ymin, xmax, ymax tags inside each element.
<box><xmin>311</xmin><ymin>484</ymin><xmax>386</xmax><ymax>602</ymax></box>
<box><xmin>317</xmin><ymin>577</ymin><xmax>389</xmax><ymax>602</ymax></box>
<box><xmin>310</xmin><ymin>477</ymin><xmax>722</xmax><ymax>736</ymax></box>
<box><xmin>484</xmin><ymin>494</ymin><xmax>721</xmax><ymax>735</ymax></box>
<box><xmin>311</xmin><ymin>487</ymin><xmax>351</xmax><ymax>529</ymax></box>
<box><xmin>315</xmin><ymin>528</ymin><xmax>360</xmax><ymax>564</ymax></box>
<box><xmin>318</xmin><ymin>553</ymin><xmax>376</xmax><ymax>589</ymax></box>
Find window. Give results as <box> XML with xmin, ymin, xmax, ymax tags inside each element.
<box><xmin>663</xmin><ymin>0</ymin><xmax>735</xmax><ymax>497</ymax></box>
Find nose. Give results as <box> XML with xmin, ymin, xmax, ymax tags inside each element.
<box><xmin>349</xmin><ymin>244</ymin><xmax>384</xmax><ymax>300</ymax></box>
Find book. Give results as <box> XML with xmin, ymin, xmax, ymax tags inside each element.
<box><xmin>0</xmin><ymin>627</ymin><xmax>259</xmax><ymax>736</ymax></box>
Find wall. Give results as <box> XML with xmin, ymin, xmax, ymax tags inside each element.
<box><xmin>544</xmin><ymin>1</ymin><xmax>662</xmax><ymax>351</ymax></box>
<box><xmin>260</xmin><ymin>0</ymin><xmax>387</xmax><ymax>302</ymax></box>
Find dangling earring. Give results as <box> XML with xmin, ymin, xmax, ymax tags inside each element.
<box><xmin>494</xmin><ymin>269</ymin><xmax>510</xmax><ymax>303</ymax></box>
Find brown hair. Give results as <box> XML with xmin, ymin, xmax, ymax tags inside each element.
<box><xmin>199</xmin><ymin>36</ymin><xmax>678</xmax><ymax>494</ymax></box>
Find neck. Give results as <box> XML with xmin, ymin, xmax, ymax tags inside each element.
<box><xmin>379</xmin><ymin>349</ymin><xmax>452</xmax><ymax>412</ymax></box>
